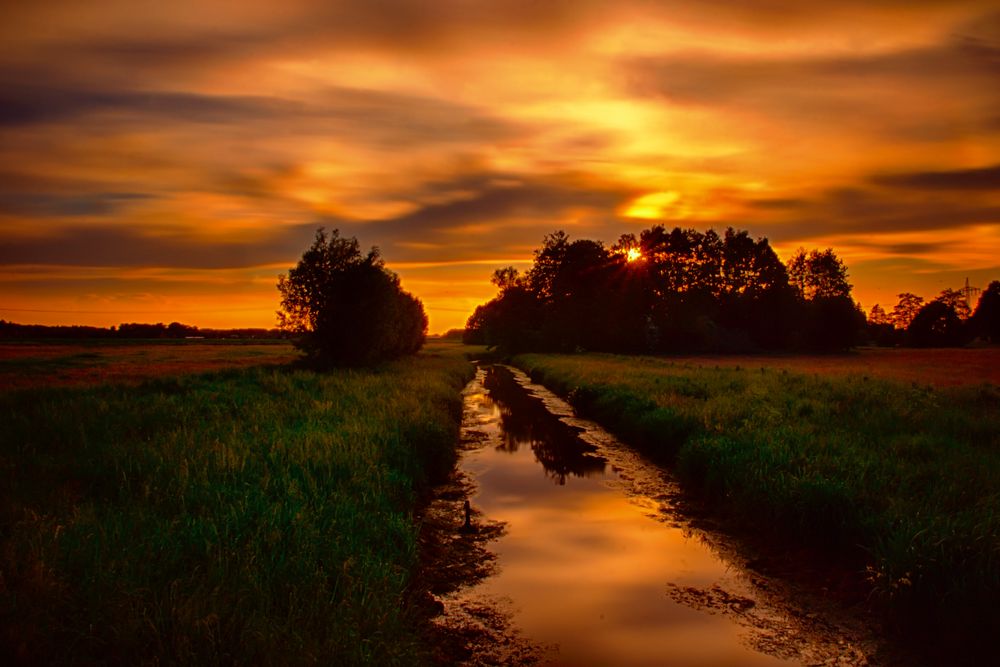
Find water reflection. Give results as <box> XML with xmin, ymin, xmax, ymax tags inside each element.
<box><xmin>446</xmin><ymin>366</ymin><xmax>870</xmax><ymax>666</ymax></box>
<box><xmin>483</xmin><ymin>365</ymin><xmax>606</xmax><ymax>485</ymax></box>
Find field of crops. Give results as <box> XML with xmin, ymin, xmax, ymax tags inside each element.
<box><xmin>513</xmin><ymin>349</ymin><xmax>1000</xmax><ymax>651</ymax></box>
<box><xmin>1</xmin><ymin>340</ymin><xmax>472</xmax><ymax>665</ymax></box>
<box><xmin>0</xmin><ymin>341</ymin><xmax>299</xmax><ymax>391</ymax></box>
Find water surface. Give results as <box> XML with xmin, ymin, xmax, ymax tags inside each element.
<box><xmin>445</xmin><ymin>365</ymin><xmax>871</xmax><ymax>666</ymax></box>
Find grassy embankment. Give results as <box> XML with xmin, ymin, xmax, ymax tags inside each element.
<box><xmin>1</xmin><ymin>340</ymin><xmax>472</xmax><ymax>665</ymax></box>
<box><xmin>513</xmin><ymin>352</ymin><xmax>999</xmax><ymax>641</ymax></box>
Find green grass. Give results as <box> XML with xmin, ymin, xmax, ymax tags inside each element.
<box><xmin>513</xmin><ymin>353</ymin><xmax>1000</xmax><ymax>639</ymax></box>
<box><xmin>1</xmin><ymin>341</ymin><xmax>473</xmax><ymax>665</ymax></box>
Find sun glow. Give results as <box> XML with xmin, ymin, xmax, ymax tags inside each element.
<box><xmin>626</xmin><ymin>247</ymin><xmax>643</xmax><ymax>262</ymax></box>
<box><xmin>622</xmin><ymin>191</ymin><xmax>681</xmax><ymax>220</ymax></box>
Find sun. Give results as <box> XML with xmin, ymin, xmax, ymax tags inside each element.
<box><xmin>625</xmin><ymin>247</ymin><xmax>643</xmax><ymax>262</ymax></box>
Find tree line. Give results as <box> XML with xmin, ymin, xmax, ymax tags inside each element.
<box><xmin>464</xmin><ymin>226</ymin><xmax>997</xmax><ymax>353</ymax></box>
<box><xmin>867</xmin><ymin>281</ymin><xmax>1000</xmax><ymax>347</ymax></box>
<box><xmin>3</xmin><ymin>229</ymin><xmax>431</xmax><ymax>370</ymax></box>
<box><xmin>0</xmin><ymin>320</ymin><xmax>286</xmax><ymax>340</ymax></box>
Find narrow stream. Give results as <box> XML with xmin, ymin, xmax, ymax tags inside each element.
<box><xmin>437</xmin><ymin>365</ymin><xmax>874</xmax><ymax>666</ymax></box>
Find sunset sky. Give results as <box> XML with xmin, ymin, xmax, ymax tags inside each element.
<box><xmin>2</xmin><ymin>1</ymin><xmax>998</xmax><ymax>333</ymax></box>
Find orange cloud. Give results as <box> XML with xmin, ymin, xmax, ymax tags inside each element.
<box><xmin>1</xmin><ymin>1</ymin><xmax>998</xmax><ymax>331</ymax></box>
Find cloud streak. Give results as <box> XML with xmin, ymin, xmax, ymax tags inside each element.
<box><xmin>871</xmin><ymin>164</ymin><xmax>1000</xmax><ymax>191</ymax></box>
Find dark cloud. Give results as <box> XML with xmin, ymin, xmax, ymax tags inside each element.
<box><xmin>625</xmin><ymin>31</ymin><xmax>1000</xmax><ymax>136</ymax></box>
<box><xmin>743</xmin><ymin>186</ymin><xmax>1000</xmax><ymax>242</ymax></box>
<box><xmin>352</xmin><ymin>173</ymin><xmax>633</xmax><ymax>257</ymax></box>
<box><xmin>0</xmin><ymin>224</ymin><xmax>317</xmax><ymax>269</ymax></box>
<box><xmin>0</xmin><ymin>82</ymin><xmax>515</xmax><ymax>147</ymax></box>
<box><xmin>73</xmin><ymin>34</ymin><xmax>270</xmax><ymax>71</ymax></box>
<box><xmin>20</xmin><ymin>2</ymin><xmax>991</xmax><ymax>61</ymax></box>
<box><xmin>881</xmin><ymin>242</ymin><xmax>950</xmax><ymax>255</ymax></box>
<box><xmin>0</xmin><ymin>192</ymin><xmax>152</xmax><ymax>218</ymax></box>
<box><xmin>870</xmin><ymin>163</ymin><xmax>1000</xmax><ymax>190</ymax></box>
<box><xmin>842</xmin><ymin>240</ymin><xmax>955</xmax><ymax>256</ymax></box>
<box><xmin>0</xmin><ymin>172</ymin><xmax>633</xmax><ymax>268</ymax></box>
<box><xmin>0</xmin><ymin>86</ymin><xmax>290</xmax><ymax>127</ymax></box>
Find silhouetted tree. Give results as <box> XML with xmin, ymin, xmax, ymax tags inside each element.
<box><xmin>166</xmin><ymin>322</ymin><xmax>198</xmax><ymax>338</ymax></box>
<box><xmin>118</xmin><ymin>322</ymin><xmax>168</xmax><ymax>338</ymax></box>
<box><xmin>788</xmin><ymin>248</ymin><xmax>851</xmax><ymax>300</ymax></box>
<box><xmin>467</xmin><ymin>227</ymin><xmax>862</xmax><ymax>355</ymax></box>
<box><xmin>464</xmin><ymin>266</ymin><xmax>543</xmax><ymax>350</ymax></box>
<box><xmin>971</xmin><ymin>281</ymin><xmax>1000</xmax><ymax>342</ymax></box>
<box><xmin>866</xmin><ymin>303</ymin><xmax>899</xmax><ymax>346</ymax></box>
<box><xmin>802</xmin><ymin>296</ymin><xmax>866</xmax><ymax>351</ymax></box>
<box><xmin>784</xmin><ymin>247</ymin><xmax>858</xmax><ymax>350</ymax></box>
<box><xmin>277</xmin><ymin>228</ymin><xmax>427</xmax><ymax>367</ymax></box>
<box><xmin>539</xmin><ymin>238</ymin><xmax>612</xmax><ymax>351</ymax></box>
<box><xmin>868</xmin><ymin>303</ymin><xmax>890</xmax><ymax>326</ymax></box>
<box><xmin>907</xmin><ymin>300</ymin><xmax>964</xmax><ymax>347</ymax></box>
<box><xmin>716</xmin><ymin>229</ymin><xmax>798</xmax><ymax>349</ymax></box>
<box><xmin>936</xmin><ymin>288</ymin><xmax>972</xmax><ymax>321</ymax></box>
<box><xmin>891</xmin><ymin>292</ymin><xmax>924</xmax><ymax>330</ymax></box>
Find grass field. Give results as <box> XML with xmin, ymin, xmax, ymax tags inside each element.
<box><xmin>662</xmin><ymin>346</ymin><xmax>1000</xmax><ymax>387</ymax></box>
<box><xmin>513</xmin><ymin>349</ymin><xmax>1000</xmax><ymax>646</ymax></box>
<box><xmin>1</xmin><ymin>339</ymin><xmax>472</xmax><ymax>665</ymax></box>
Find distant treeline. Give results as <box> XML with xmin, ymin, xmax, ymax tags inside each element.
<box><xmin>464</xmin><ymin>226</ymin><xmax>999</xmax><ymax>353</ymax></box>
<box><xmin>0</xmin><ymin>320</ymin><xmax>287</xmax><ymax>340</ymax></box>
<box><xmin>868</xmin><ymin>281</ymin><xmax>999</xmax><ymax>347</ymax></box>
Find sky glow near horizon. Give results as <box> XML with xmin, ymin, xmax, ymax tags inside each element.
<box><xmin>1</xmin><ymin>1</ymin><xmax>999</xmax><ymax>332</ymax></box>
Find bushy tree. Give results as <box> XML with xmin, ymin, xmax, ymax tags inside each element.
<box><xmin>936</xmin><ymin>288</ymin><xmax>972</xmax><ymax>321</ymax></box>
<box><xmin>277</xmin><ymin>229</ymin><xmax>427</xmax><ymax>367</ymax></box>
<box><xmin>866</xmin><ymin>303</ymin><xmax>900</xmax><ymax>346</ymax></box>
<box><xmin>907</xmin><ymin>300</ymin><xmax>964</xmax><ymax>347</ymax></box>
<box><xmin>788</xmin><ymin>248</ymin><xmax>851</xmax><ymax>300</ymax></box>
<box><xmin>891</xmin><ymin>292</ymin><xmax>924</xmax><ymax>330</ymax></box>
<box><xmin>972</xmin><ymin>280</ymin><xmax>1000</xmax><ymax>342</ymax></box>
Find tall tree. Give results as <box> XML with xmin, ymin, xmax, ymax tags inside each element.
<box><xmin>936</xmin><ymin>288</ymin><xmax>972</xmax><ymax>321</ymax></box>
<box><xmin>526</xmin><ymin>230</ymin><xmax>570</xmax><ymax>302</ymax></box>
<box><xmin>891</xmin><ymin>293</ymin><xmax>924</xmax><ymax>330</ymax></box>
<box><xmin>866</xmin><ymin>303</ymin><xmax>899</xmax><ymax>346</ymax></box>
<box><xmin>868</xmin><ymin>303</ymin><xmax>890</xmax><ymax>326</ymax></box>
<box><xmin>787</xmin><ymin>248</ymin><xmax>852</xmax><ymax>300</ymax></box>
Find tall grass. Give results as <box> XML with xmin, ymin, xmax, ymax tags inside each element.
<box><xmin>1</xmin><ymin>342</ymin><xmax>472</xmax><ymax>665</ymax></box>
<box><xmin>514</xmin><ymin>353</ymin><xmax>1000</xmax><ymax>643</ymax></box>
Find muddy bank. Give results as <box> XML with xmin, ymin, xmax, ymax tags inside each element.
<box><xmin>413</xmin><ymin>375</ymin><xmax>542</xmax><ymax>666</ymax></box>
